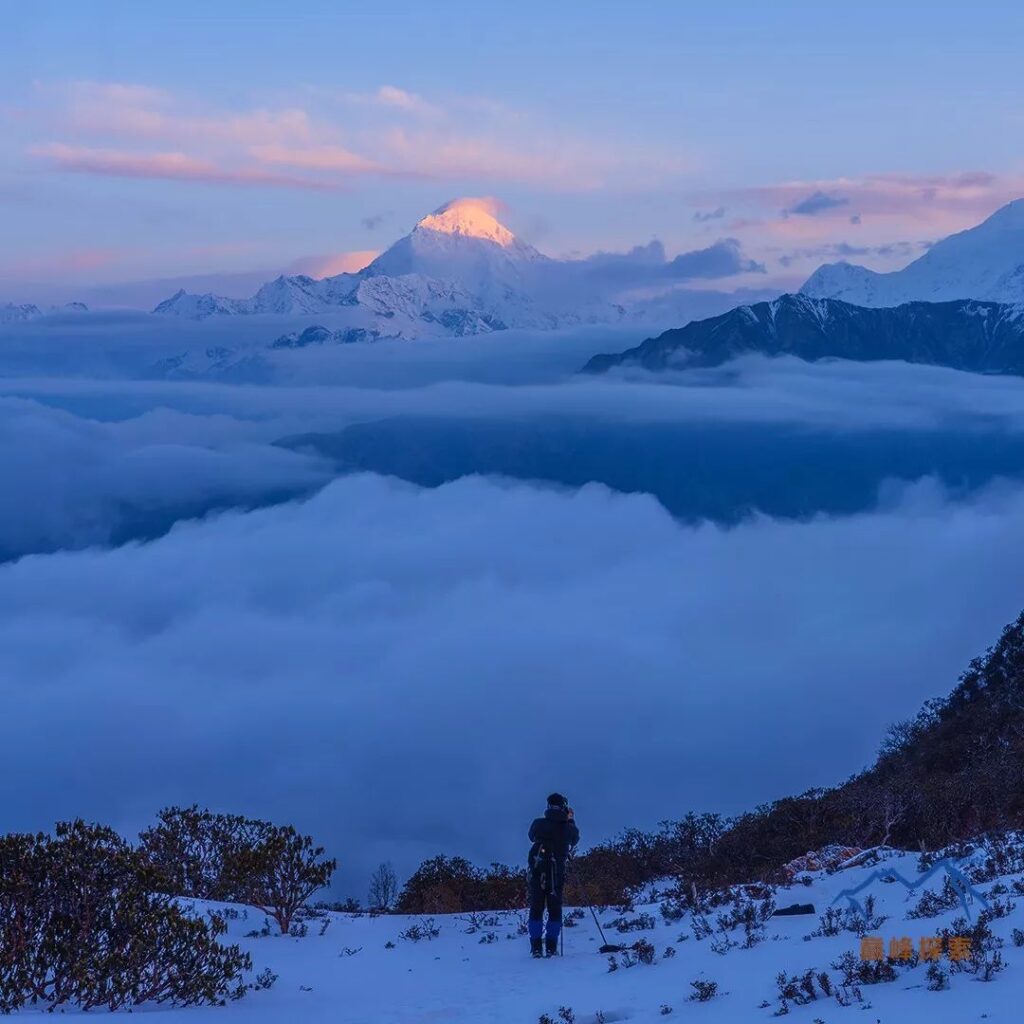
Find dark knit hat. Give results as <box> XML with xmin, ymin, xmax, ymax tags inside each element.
<box><xmin>547</xmin><ymin>792</ymin><xmax>567</xmax><ymax>809</ymax></box>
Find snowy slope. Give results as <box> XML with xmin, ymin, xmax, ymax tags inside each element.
<box><xmin>100</xmin><ymin>842</ymin><xmax>1024</xmax><ymax>1023</ymax></box>
<box><xmin>152</xmin><ymin>276</ymin><xmax>355</xmax><ymax>317</ymax></box>
<box><xmin>153</xmin><ymin>290</ymin><xmax>251</xmax><ymax>317</ymax></box>
<box><xmin>802</xmin><ymin>199</ymin><xmax>1024</xmax><ymax>306</ymax></box>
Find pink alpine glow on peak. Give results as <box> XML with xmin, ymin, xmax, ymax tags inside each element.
<box><xmin>415</xmin><ymin>197</ymin><xmax>515</xmax><ymax>247</ymax></box>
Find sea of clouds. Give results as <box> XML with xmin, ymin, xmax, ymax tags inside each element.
<box><xmin>4</xmin><ymin>319</ymin><xmax>1024</xmax><ymax>894</ymax></box>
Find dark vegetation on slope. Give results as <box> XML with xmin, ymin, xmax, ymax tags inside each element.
<box><xmin>0</xmin><ymin>811</ymin><xmax>334</xmax><ymax>1012</ymax></box>
<box><xmin>397</xmin><ymin>610</ymin><xmax>1024</xmax><ymax>910</ymax></box>
<box><xmin>0</xmin><ymin>821</ymin><xmax>253</xmax><ymax>1012</ymax></box>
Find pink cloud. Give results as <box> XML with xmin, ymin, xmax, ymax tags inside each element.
<box><xmin>1</xmin><ymin>247</ymin><xmax>123</xmax><ymax>279</ymax></box>
<box><xmin>374</xmin><ymin>86</ymin><xmax>442</xmax><ymax>117</ymax></box>
<box><xmin>31</xmin><ymin>143</ymin><xmax>347</xmax><ymax>191</ymax></box>
<box><xmin>285</xmin><ymin>251</ymin><xmax>379</xmax><ymax>277</ymax></box>
<box><xmin>729</xmin><ymin>172</ymin><xmax>1024</xmax><ymax>229</ymax></box>
<box><xmin>377</xmin><ymin>128</ymin><xmax>609</xmax><ymax>189</ymax></box>
<box><xmin>185</xmin><ymin>241</ymin><xmax>270</xmax><ymax>259</ymax></box>
<box><xmin>693</xmin><ymin>171</ymin><xmax>1024</xmax><ymax>284</ymax></box>
<box><xmin>335</xmin><ymin>85</ymin><xmax>445</xmax><ymax>119</ymax></box>
<box><xmin>28</xmin><ymin>79</ymin><xmax>691</xmax><ymax>194</ymax></box>
<box><xmin>54</xmin><ymin>81</ymin><xmax>314</xmax><ymax>148</ymax></box>
<box><xmin>249</xmin><ymin>143</ymin><xmax>385</xmax><ymax>174</ymax></box>
<box><xmin>66</xmin><ymin>81</ymin><xmax>174</xmax><ymax>109</ymax></box>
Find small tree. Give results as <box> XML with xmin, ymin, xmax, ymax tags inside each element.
<box><xmin>140</xmin><ymin>807</ymin><xmax>336</xmax><ymax>933</ymax></box>
<box><xmin>139</xmin><ymin>805</ymin><xmax>266</xmax><ymax>901</ymax></box>
<box><xmin>369</xmin><ymin>862</ymin><xmax>398</xmax><ymax>911</ymax></box>
<box><xmin>224</xmin><ymin>824</ymin><xmax>336</xmax><ymax>934</ymax></box>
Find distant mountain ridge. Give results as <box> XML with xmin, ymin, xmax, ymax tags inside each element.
<box><xmin>583</xmin><ymin>293</ymin><xmax>1024</xmax><ymax>374</ymax></box>
<box><xmin>153</xmin><ymin>198</ymin><xmax>609</xmax><ymax>336</ymax></box>
<box><xmin>149</xmin><ymin>198</ymin><xmax>775</xmax><ymax>354</ymax></box>
<box><xmin>0</xmin><ymin>302</ymin><xmax>88</xmax><ymax>323</ymax></box>
<box><xmin>801</xmin><ymin>198</ymin><xmax>1024</xmax><ymax>306</ymax></box>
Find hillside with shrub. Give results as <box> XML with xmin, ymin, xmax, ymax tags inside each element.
<box><xmin>399</xmin><ymin>611</ymin><xmax>1024</xmax><ymax>909</ymax></box>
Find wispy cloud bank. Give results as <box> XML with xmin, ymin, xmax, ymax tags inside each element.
<box><xmin>346</xmin><ymin>85</ymin><xmax>445</xmax><ymax>119</ymax></box>
<box><xmin>731</xmin><ymin>171</ymin><xmax>1024</xmax><ymax>231</ymax></box>
<box><xmin>569</xmin><ymin>238</ymin><xmax>763</xmax><ymax>293</ymax></box>
<box><xmin>30</xmin><ymin>142</ymin><xmax>349</xmax><ymax>190</ymax></box>
<box><xmin>24</xmin><ymin>80</ymin><xmax>687</xmax><ymax>194</ymax></box>
<box><xmin>246</xmin><ymin>144</ymin><xmax>386</xmax><ymax>175</ymax></box>
<box><xmin>700</xmin><ymin>171</ymin><xmax>1024</xmax><ymax>285</ymax></box>
<box><xmin>776</xmin><ymin>240</ymin><xmax>927</xmax><ymax>268</ymax></box>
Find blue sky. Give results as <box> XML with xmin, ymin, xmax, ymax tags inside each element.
<box><xmin>5</xmin><ymin>1</ymin><xmax>1024</xmax><ymax>301</ymax></box>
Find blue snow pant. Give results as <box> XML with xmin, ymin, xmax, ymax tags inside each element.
<box><xmin>528</xmin><ymin>870</ymin><xmax>564</xmax><ymax>941</ymax></box>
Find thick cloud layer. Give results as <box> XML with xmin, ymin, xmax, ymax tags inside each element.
<box><xmin>7</xmin><ymin>349</ymin><xmax>1024</xmax><ymax>561</ymax></box>
<box><xmin>10</xmin><ymin>343</ymin><xmax>1024</xmax><ymax>431</ymax></box>
<box><xmin>6</xmin><ymin>319</ymin><xmax>1024</xmax><ymax>899</ymax></box>
<box><xmin>3</xmin><ymin>472</ymin><xmax>1023</xmax><ymax>896</ymax></box>
<box><xmin>578</xmin><ymin>239</ymin><xmax>765</xmax><ymax>289</ymax></box>
<box><xmin>0</xmin><ymin>397</ymin><xmax>329</xmax><ymax>559</ymax></box>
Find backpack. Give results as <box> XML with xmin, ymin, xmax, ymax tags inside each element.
<box><xmin>528</xmin><ymin>841</ymin><xmax>557</xmax><ymax>895</ymax></box>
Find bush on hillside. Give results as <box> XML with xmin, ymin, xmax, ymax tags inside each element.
<box><xmin>390</xmin><ymin>613</ymin><xmax>1024</xmax><ymax>919</ymax></box>
<box><xmin>568</xmin><ymin>813</ymin><xmax>728</xmax><ymax>906</ymax></box>
<box><xmin>221</xmin><ymin>824</ymin><xmax>335</xmax><ymax>935</ymax></box>
<box><xmin>140</xmin><ymin>805</ymin><xmax>269</xmax><ymax>900</ymax></box>
<box><xmin>577</xmin><ymin>613</ymin><xmax>1024</xmax><ymax>902</ymax></box>
<box><xmin>0</xmin><ymin>820</ymin><xmax>251</xmax><ymax>1012</ymax></box>
<box><xmin>396</xmin><ymin>855</ymin><xmax>525</xmax><ymax>914</ymax></box>
<box><xmin>140</xmin><ymin>806</ymin><xmax>336</xmax><ymax>933</ymax></box>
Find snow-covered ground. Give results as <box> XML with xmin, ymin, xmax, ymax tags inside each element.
<box><xmin>38</xmin><ymin>847</ymin><xmax>1019</xmax><ymax>1022</ymax></box>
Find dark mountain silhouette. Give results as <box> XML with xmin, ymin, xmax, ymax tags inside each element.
<box><xmin>583</xmin><ymin>293</ymin><xmax>1024</xmax><ymax>375</ymax></box>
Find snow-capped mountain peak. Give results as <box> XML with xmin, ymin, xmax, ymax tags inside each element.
<box><xmin>362</xmin><ymin>196</ymin><xmax>544</xmax><ymax>283</ymax></box>
<box><xmin>146</xmin><ymin>195</ymin><xmax>737</xmax><ymax>346</ymax></box>
<box><xmin>414</xmin><ymin>197</ymin><xmax>517</xmax><ymax>248</ymax></box>
<box><xmin>152</xmin><ymin>289</ymin><xmax>247</xmax><ymax>318</ymax></box>
<box><xmin>983</xmin><ymin>196</ymin><xmax>1024</xmax><ymax>227</ymax></box>
<box><xmin>801</xmin><ymin>197</ymin><xmax>1024</xmax><ymax>307</ymax></box>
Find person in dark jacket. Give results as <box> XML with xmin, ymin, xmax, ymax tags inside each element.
<box><xmin>527</xmin><ymin>792</ymin><xmax>580</xmax><ymax>958</ymax></box>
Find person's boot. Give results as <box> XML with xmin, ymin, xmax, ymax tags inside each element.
<box><xmin>530</xmin><ymin>938</ymin><xmax>543</xmax><ymax>959</ymax></box>
<box><xmin>545</xmin><ymin>937</ymin><xmax>559</xmax><ymax>958</ymax></box>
